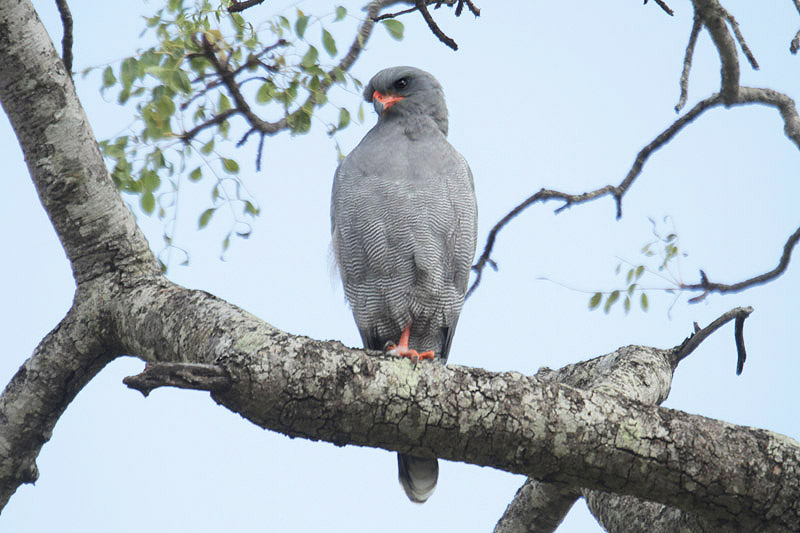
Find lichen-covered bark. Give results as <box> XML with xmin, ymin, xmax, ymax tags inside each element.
<box><xmin>1</xmin><ymin>0</ymin><xmax>800</xmax><ymax>531</ymax></box>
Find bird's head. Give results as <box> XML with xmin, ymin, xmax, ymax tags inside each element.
<box><xmin>364</xmin><ymin>66</ymin><xmax>449</xmax><ymax>135</ymax></box>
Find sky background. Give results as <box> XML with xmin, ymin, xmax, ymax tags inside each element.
<box><xmin>2</xmin><ymin>1</ymin><xmax>799</xmax><ymax>531</ymax></box>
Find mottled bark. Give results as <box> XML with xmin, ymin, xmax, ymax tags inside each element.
<box><xmin>1</xmin><ymin>1</ymin><xmax>800</xmax><ymax>531</ymax></box>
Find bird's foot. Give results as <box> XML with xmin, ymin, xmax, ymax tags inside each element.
<box><xmin>384</xmin><ymin>342</ymin><xmax>435</xmax><ymax>362</ymax></box>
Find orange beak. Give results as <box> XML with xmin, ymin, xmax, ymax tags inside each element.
<box><xmin>373</xmin><ymin>90</ymin><xmax>404</xmax><ymax>112</ymax></box>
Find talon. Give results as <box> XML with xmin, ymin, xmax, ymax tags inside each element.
<box><xmin>385</xmin><ymin>326</ymin><xmax>435</xmax><ymax>362</ymax></box>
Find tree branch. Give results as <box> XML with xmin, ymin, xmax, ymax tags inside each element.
<box><xmin>676</xmin><ymin>12</ymin><xmax>702</xmax><ymax>112</ymax></box>
<box><xmin>123</xmin><ymin>362</ymin><xmax>232</xmax><ymax>397</ymax></box>
<box><xmin>228</xmin><ymin>0</ymin><xmax>266</xmax><ymax>12</ymax></box>
<box><xmin>644</xmin><ymin>0</ymin><xmax>675</xmax><ymax>16</ymax></box>
<box><xmin>467</xmin><ymin>94</ymin><xmax>724</xmax><ymax>299</ymax></box>
<box><xmin>54</xmin><ymin>0</ymin><xmax>73</xmax><ymax>73</ymax></box>
<box><xmin>672</xmin><ymin>306</ymin><xmax>753</xmax><ymax>369</ymax></box>
<box><xmin>681</xmin><ymin>224</ymin><xmax>800</xmax><ymax>299</ymax></box>
<box><xmin>415</xmin><ymin>0</ymin><xmax>458</xmax><ymax>50</ymax></box>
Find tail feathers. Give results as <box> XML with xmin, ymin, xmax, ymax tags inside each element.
<box><xmin>397</xmin><ymin>453</ymin><xmax>439</xmax><ymax>503</ymax></box>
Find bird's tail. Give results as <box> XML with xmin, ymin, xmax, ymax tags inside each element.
<box><xmin>397</xmin><ymin>453</ymin><xmax>439</xmax><ymax>503</ymax></box>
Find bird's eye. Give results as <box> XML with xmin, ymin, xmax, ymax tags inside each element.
<box><xmin>393</xmin><ymin>78</ymin><xmax>408</xmax><ymax>90</ymax></box>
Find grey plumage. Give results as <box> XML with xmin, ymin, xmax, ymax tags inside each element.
<box><xmin>331</xmin><ymin>66</ymin><xmax>477</xmax><ymax>503</ymax></box>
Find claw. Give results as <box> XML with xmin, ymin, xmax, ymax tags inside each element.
<box><xmin>384</xmin><ymin>325</ymin><xmax>435</xmax><ymax>362</ymax></box>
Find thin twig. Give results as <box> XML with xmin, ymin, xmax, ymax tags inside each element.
<box><xmin>228</xmin><ymin>0</ymin><xmax>266</xmax><ymax>12</ymax></box>
<box><xmin>681</xmin><ymin>225</ymin><xmax>800</xmax><ymax>296</ymax></box>
<box><xmin>415</xmin><ymin>0</ymin><xmax>458</xmax><ymax>50</ymax></box>
<box><xmin>455</xmin><ymin>0</ymin><xmax>480</xmax><ymax>17</ymax></box>
<box><xmin>734</xmin><ymin>315</ymin><xmax>746</xmax><ymax>375</ymax></box>
<box><xmin>373</xmin><ymin>5</ymin><xmax>419</xmax><ymax>21</ymax></box>
<box><xmin>676</xmin><ymin>13</ymin><xmax>702</xmax><ymax>112</ymax></box>
<box><xmin>791</xmin><ymin>29</ymin><xmax>800</xmax><ymax>55</ymax></box>
<box><xmin>722</xmin><ymin>8</ymin><xmax>759</xmax><ymax>70</ymax></box>
<box><xmin>672</xmin><ymin>306</ymin><xmax>754</xmax><ymax>369</ymax></box>
<box><xmin>467</xmin><ymin>94</ymin><xmax>723</xmax><ymax>299</ymax></box>
<box><xmin>646</xmin><ymin>0</ymin><xmax>675</xmax><ymax>16</ymax></box>
<box><xmin>54</xmin><ymin>0</ymin><xmax>73</xmax><ymax>73</ymax></box>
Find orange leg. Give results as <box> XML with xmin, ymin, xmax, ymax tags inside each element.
<box><xmin>385</xmin><ymin>325</ymin><xmax>435</xmax><ymax>362</ymax></box>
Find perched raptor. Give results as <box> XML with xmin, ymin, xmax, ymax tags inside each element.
<box><xmin>331</xmin><ymin>66</ymin><xmax>478</xmax><ymax>503</ymax></box>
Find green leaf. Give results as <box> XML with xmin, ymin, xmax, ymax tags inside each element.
<box><xmin>635</xmin><ymin>265</ymin><xmax>645</xmax><ymax>280</ymax></box>
<box><xmin>189</xmin><ymin>166</ymin><xmax>202</xmax><ymax>182</ymax></box>
<box><xmin>640</xmin><ymin>293</ymin><xmax>649</xmax><ymax>311</ymax></box>
<box><xmin>141</xmin><ymin>191</ymin><xmax>155</xmax><ymax>214</ymax></box>
<box><xmin>256</xmin><ymin>82</ymin><xmax>275</xmax><ymax>104</ymax></box>
<box><xmin>627</xmin><ymin>283</ymin><xmax>637</xmax><ymax>296</ymax></box>
<box><xmin>222</xmin><ymin>158</ymin><xmax>239</xmax><ymax>174</ymax></box>
<box><xmin>155</xmin><ymin>94</ymin><xmax>175</xmax><ymax>117</ymax></box>
<box><xmin>338</xmin><ymin>107</ymin><xmax>350</xmax><ymax>129</ymax></box>
<box><xmin>172</xmin><ymin>70</ymin><xmax>192</xmax><ymax>93</ymax></box>
<box><xmin>604</xmin><ymin>290</ymin><xmax>620</xmax><ymax>314</ymax></box>
<box><xmin>244</xmin><ymin>200</ymin><xmax>259</xmax><ymax>216</ymax></box>
<box><xmin>219</xmin><ymin>93</ymin><xmax>232</xmax><ymax>112</ymax></box>
<box><xmin>142</xmin><ymin>170</ymin><xmax>160</xmax><ymax>192</ymax></box>
<box><xmin>588</xmin><ymin>292</ymin><xmax>602</xmax><ymax>310</ymax></box>
<box><xmin>198</xmin><ymin>208</ymin><xmax>215</xmax><ymax>229</ymax></box>
<box><xmin>322</xmin><ymin>29</ymin><xmax>337</xmax><ymax>57</ymax></box>
<box><xmin>382</xmin><ymin>19</ymin><xmax>404</xmax><ymax>40</ymax></box>
<box><xmin>279</xmin><ymin>16</ymin><xmax>291</xmax><ymax>29</ymax></box>
<box><xmin>624</xmin><ymin>296</ymin><xmax>631</xmax><ymax>314</ymax></box>
<box><xmin>102</xmin><ymin>66</ymin><xmax>117</xmax><ymax>89</ymax></box>
<box><xmin>335</xmin><ymin>6</ymin><xmax>347</xmax><ymax>21</ymax></box>
<box><xmin>201</xmin><ymin>139</ymin><xmax>215</xmax><ymax>155</ymax></box>
<box><xmin>301</xmin><ymin>45</ymin><xmax>318</xmax><ymax>69</ymax></box>
<box><xmin>295</xmin><ymin>15</ymin><xmax>310</xmax><ymax>39</ymax></box>
<box><xmin>626</xmin><ymin>268</ymin><xmax>634</xmax><ymax>284</ymax></box>
<box><xmin>357</xmin><ymin>102</ymin><xmax>364</xmax><ymax>122</ymax></box>
<box><xmin>120</xmin><ymin>57</ymin><xmax>138</xmax><ymax>90</ymax></box>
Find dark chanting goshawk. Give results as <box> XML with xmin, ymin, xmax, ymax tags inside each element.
<box><xmin>331</xmin><ymin>66</ymin><xmax>478</xmax><ymax>503</ymax></box>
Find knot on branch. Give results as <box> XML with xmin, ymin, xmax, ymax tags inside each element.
<box><xmin>123</xmin><ymin>363</ymin><xmax>232</xmax><ymax>397</ymax></box>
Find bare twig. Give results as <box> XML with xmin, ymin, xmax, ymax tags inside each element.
<box><xmin>373</xmin><ymin>5</ymin><xmax>419</xmax><ymax>21</ymax></box>
<box><xmin>415</xmin><ymin>0</ymin><xmax>458</xmax><ymax>50</ymax></box>
<box><xmin>645</xmin><ymin>0</ymin><xmax>675</xmax><ymax>16</ymax></box>
<box><xmin>792</xmin><ymin>29</ymin><xmax>800</xmax><ymax>54</ymax></box>
<box><xmin>676</xmin><ymin>13</ymin><xmax>702</xmax><ymax>112</ymax></box>
<box><xmin>123</xmin><ymin>363</ymin><xmax>232</xmax><ymax>397</ymax></box>
<box><xmin>467</xmin><ymin>94</ymin><xmax>723</xmax><ymax>299</ymax></box>
<box><xmin>672</xmin><ymin>306</ymin><xmax>754</xmax><ymax>371</ymax></box>
<box><xmin>681</xmin><ymin>225</ymin><xmax>800</xmax><ymax>297</ymax></box>
<box><xmin>54</xmin><ymin>0</ymin><xmax>73</xmax><ymax>73</ymax></box>
<box><xmin>722</xmin><ymin>8</ymin><xmax>759</xmax><ymax>70</ymax></box>
<box><xmin>455</xmin><ymin>0</ymin><xmax>480</xmax><ymax>17</ymax></box>
<box><xmin>228</xmin><ymin>0</ymin><xmax>266</xmax><ymax>12</ymax></box>
<box><xmin>734</xmin><ymin>315</ymin><xmax>747</xmax><ymax>375</ymax></box>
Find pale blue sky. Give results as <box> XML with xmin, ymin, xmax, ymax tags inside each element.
<box><xmin>2</xmin><ymin>1</ymin><xmax>799</xmax><ymax>531</ymax></box>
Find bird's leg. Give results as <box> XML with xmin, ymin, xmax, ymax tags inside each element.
<box><xmin>384</xmin><ymin>325</ymin><xmax>435</xmax><ymax>363</ymax></box>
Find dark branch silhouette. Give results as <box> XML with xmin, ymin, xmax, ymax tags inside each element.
<box><xmin>54</xmin><ymin>0</ymin><xmax>73</xmax><ymax>73</ymax></box>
